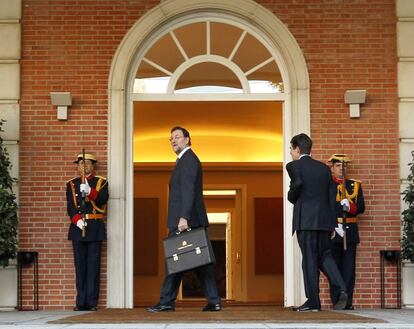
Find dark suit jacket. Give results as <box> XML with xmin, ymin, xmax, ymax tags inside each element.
<box><xmin>286</xmin><ymin>156</ymin><xmax>337</xmax><ymax>234</ymax></box>
<box><xmin>167</xmin><ymin>148</ymin><xmax>209</xmax><ymax>231</ymax></box>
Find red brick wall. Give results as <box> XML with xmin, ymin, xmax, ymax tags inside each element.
<box><xmin>19</xmin><ymin>0</ymin><xmax>398</xmax><ymax>309</ymax></box>
<box><xmin>265</xmin><ymin>0</ymin><xmax>399</xmax><ymax>308</ymax></box>
<box><xmin>19</xmin><ymin>0</ymin><xmax>159</xmax><ymax>310</ymax></box>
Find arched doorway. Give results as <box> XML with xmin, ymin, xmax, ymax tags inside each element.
<box><xmin>108</xmin><ymin>0</ymin><xmax>309</xmax><ymax>308</ymax></box>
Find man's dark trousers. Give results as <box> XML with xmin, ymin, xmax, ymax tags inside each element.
<box><xmin>159</xmin><ymin>231</ymin><xmax>220</xmax><ymax>306</ymax></box>
<box><xmin>297</xmin><ymin>230</ymin><xmax>346</xmax><ymax>309</ymax></box>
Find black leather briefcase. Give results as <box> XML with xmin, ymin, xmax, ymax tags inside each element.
<box><xmin>163</xmin><ymin>227</ymin><xmax>215</xmax><ymax>276</ymax></box>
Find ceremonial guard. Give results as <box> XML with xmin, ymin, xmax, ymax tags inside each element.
<box><xmin>328</xmin><ymin>154</ymin><xmax>365</xmax><ymax>310</ymax></box>
<box><xmin>66</xmin><ymin>153</ymin><xmax>109</xmax><ymax>311</ymax></box>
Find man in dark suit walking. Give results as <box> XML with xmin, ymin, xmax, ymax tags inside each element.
<box><xmin>146</xmin><ymin>126</ymin><xmax>221</xmax><ymax>313</ymax></box>
<box><xmin>286</xmin><ymin>133</ymin><xmax>347</xmax><ymax>312</ymax></box>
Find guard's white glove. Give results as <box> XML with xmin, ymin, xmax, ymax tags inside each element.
<box><xmin>80</xmin><ymin>180</ymin><xmax>91</xmax><ymax>196</ymax></box>
<box><xmin>340</xmin><ymin>199</ymin><xmax>350</xmax><ymax>212</ymax></box>
<box><xmin>76</xmin><ymin>219</ymin><xmax>87</xmax><ymax>230</ymax></box>
<box><xmin>334</xmin><ymin>223</ymin><xmax>344</xmax><ymax>238</ymax></box>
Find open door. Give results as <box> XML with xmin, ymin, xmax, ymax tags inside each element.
<box><xmin>180</xmin><ymin>213</ymin><xmax>230</xmax><ymax>300</ymax></box>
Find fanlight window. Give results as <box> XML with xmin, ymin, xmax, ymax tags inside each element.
<box><xmin>134</xmin><ymin>21</ymin><xmax>283</xmax><ymax>94</ymax></box>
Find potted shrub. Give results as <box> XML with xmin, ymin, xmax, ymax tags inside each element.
<box><xmin>0</xmin><ymin>119</ymin><xmax>18</xmax><ymax>267</ymax></box>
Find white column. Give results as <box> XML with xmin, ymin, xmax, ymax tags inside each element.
<box><xmin>0</xmin><ymin>0</ymin><xmax>21</xmax><ymax>311</ymax></box>
<box><xmin>397</xmin><ymin>0</ymin><xmax>414</xmax><ymax>308</ymax></box>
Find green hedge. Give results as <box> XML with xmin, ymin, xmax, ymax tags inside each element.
<box><xmin>0</xmin><ymin>120</ymin><xmax>18</xmax><ymax>267</ymax></box>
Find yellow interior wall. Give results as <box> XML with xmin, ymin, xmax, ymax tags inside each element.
<box><xmin>134</xmin><ymin>101</ymin><xmax>283</xmax><ymax>162</ymax></box>
<box><xmin>133</xmin><ymin>170</ymin><xmax>170</xmax><ymax>304</ymax></box>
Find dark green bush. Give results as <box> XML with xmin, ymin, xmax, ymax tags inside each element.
<box><xmin>0</xmin><ymin>120</ymin><xmax>18</xmax><ymax>267</ymax></box>
<box><xmin>401</xmin><ymin>151</ymin><xmax>414</xmax><ymax>262</ymax></box>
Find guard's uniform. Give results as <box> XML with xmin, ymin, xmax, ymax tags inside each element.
<box><xmin>66</xmin><ymin>174</ymin><xmax>108</xmax><ymax>310</ymax></box>
<box><xmin>330</xmin><ymin>175</ymin><xmax>365</xmax><ymax>309</ymax></box>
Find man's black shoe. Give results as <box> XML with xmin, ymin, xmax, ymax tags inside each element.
<box><xmin>292</xmin><ymin>302</ymin><xmax>305</xmax><ymax>311</ymax></box>
<box><xmin>88</xmin><ymin>306</ymin><xmax>98</xmax><ymax>311</ymax></box>
<box><xmin>333</xmin><ymin>291</ymin><xmax>348</xmax><ymax>310</ymax></box>
<box><xmin>202</xmin><ymin>303</ymin><xmax>222</xmax><ymax>312</ymax></box>
<box><xmin>146</xmin><ymin>303</ymin><xmax>175</xmax><ymax>313</ymax></box>
<box><xmin>344</xmin><ymin>305</ymin><xmax>354</xmax><ymax>310</ymax></box>
<box><xmin>73</xmin><ymin>306</ymin><xmax>87</xmax><ymax>311</ymax></box>
<box><xmin>292</xmin><ymin>301</ymin><xmax>320</xmax><ymax>312</ymax></box>
<box><xmin>294</xmin><ymin>305</ymin><xmax>320</xmax><ymax>312</ymax></box>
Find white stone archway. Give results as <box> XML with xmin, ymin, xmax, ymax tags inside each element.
<box><xmin>107</xmin><ymin>0</ymin><xmax>310</xmax><ymax>308</ymax></box>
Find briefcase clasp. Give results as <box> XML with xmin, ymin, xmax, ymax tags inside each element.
<box><xmin>196</xmin><ymin>247</ymin><xmax>201</xmax><ymax>254</ymax></box>
<box><xmin>173</xmin><ymin>254</ymin><xmax>178</xmax><ymax>261</ymax></box>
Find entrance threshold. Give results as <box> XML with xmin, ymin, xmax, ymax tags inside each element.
<box><xmin>175</xmin><ymin>299</ymin><xmax>283</xmax><ymax>307</ymax></box>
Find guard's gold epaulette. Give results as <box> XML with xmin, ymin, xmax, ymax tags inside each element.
<box><xmin>348</xmin><ymin>178</ymin><xmax>361</xmax><ymax>183</ymax></box>
<box><xmin>95</xmin><ymin>175</ymin><xmax>107</xmax><ymax>181</ymax></box>
<box><xmin>66</xmin><ymin>177</ymin><xmax>79</xmax><ymax>184</ymax></box>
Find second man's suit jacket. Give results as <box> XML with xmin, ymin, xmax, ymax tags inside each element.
<box><xmin>286</xmin><ymin>155</ymin><xmax>337</xmax><ymax>234</ymax></box>
<box><xmin>167</xmin><ymin>148</ymin><xmax>209</xmax><ymax>231</ymax></box>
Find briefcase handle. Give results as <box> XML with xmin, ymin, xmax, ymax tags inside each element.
<box><xmin>176</xmin><ymin>228</ymin><xmax>192</xmax><ymax>235</ymax></box>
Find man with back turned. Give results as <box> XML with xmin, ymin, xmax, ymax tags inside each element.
<box><xmin>286</xmin><ymin>133</ymin><xmax>347</xmax><ymax>312</ymax></box>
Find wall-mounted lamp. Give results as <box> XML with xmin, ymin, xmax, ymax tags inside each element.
<box><xmin>50</xmin><ymin>92</ymin><xmax>72</xmax><ymax>120</ymax></box>
<box><xmin>344</xmin><ymin>89</ymin><xmax>366</xmax><ymax>118</ymax></box>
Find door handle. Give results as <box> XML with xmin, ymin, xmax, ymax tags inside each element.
<box><xmin>236</xmin><ymin>252</ymin><xmax>241</xmax><ymax>264</ymax></box>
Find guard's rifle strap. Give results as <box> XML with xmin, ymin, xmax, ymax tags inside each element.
<box><xmin>342</xmin><ymin>159</ymin><xmax>347</xmax><ymax>251</ymax></box>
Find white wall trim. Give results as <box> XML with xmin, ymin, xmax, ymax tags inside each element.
<box><xmin>108</xmin><ymin>0</ymin><xmax>309</xmax><ymax>308</ymax></box>
<box><xmin>397</xmin><ymin>0</ymin><xmax>414</xmax><ymax>308</ymax></box>
<box><xmin>0</xmin><ymin>0</ymin><xmax>21</xmax><ymax>310</ymax></box>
